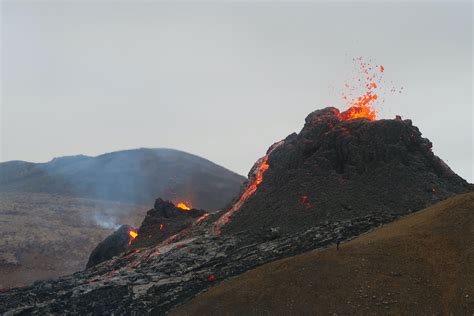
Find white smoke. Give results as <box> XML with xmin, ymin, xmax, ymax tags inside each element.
<box><xmin>92</xmin><ymin>212</ymin><xmax>120</xmax><ymax>230</ymax></box>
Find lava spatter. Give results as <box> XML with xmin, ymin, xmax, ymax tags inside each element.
<box><xmin>339</xmin><ymin>57</ymin><xmax>384</xmax><ymax>121</ymax></box>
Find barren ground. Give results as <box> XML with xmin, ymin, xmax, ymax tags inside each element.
<box><xmin>0</xmin><ymin>192</ymin><xmax>148</xmax><ymax>288</ymax></box>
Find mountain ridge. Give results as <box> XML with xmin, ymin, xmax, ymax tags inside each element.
<box><xmin>0</xmin><ymin>147</ymin><xmax>246</xmax><ymax>211</ymax></box>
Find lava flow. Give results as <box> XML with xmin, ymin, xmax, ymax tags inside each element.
<box><xmin>176</xmin><ymin>202</ymin><xmax>191</xmax><ymax>211</ymax></box>
<box><xmin>213</xmin><ymin>141</ymin><xmax>284</xmax><ymax>234</ymax></box>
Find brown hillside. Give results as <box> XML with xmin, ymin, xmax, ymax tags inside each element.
<box><xmin>172</xmin><ymin>192</ymin><xmax>474</xmax><ymax>315</ymax></box>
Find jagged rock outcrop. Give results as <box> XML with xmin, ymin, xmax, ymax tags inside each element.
<box><xmin>86</xmin><ymin>225</ymin><xmax>135</xmax><ymax>269</ymax></box>
<box><xmin>131</xmin><ymin>198</ymin><xmax>207</xmax><ymax>249</ymax></box>
<box><xmin>0</xmin><ymin>107</ymin><xmax>470</xmax><ymax>315</ymax></box>
<box><xmin>85</xmin><ymin>199</ymin><xmax>208</xmax><ymax>269</ymax></box>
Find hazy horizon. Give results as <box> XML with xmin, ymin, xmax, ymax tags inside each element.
<box><xmin>1</xmin><ymin>1</ymin><xmax>472</xmax><ymax>182</ymax></box>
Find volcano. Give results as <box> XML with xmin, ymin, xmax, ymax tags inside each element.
<box><xmin>216</xmin><ymin>107</ymin><xmax>469</xmax><ymax>240</ymax></box>
<box><xmin>0</xmin><ymin>107</ymin><xmax>470</xmax><ymax>315</ymax></box>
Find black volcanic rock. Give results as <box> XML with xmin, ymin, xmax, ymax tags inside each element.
<box><xmin>86</xmin><ymin>225</ymin><xmax>135</xmax><ymax>269</ymax></box>
<box><xmin>220</xmin><ymin>107</ymin><xmax>469</xmax><ymax>238</ymax></box>
<box><xmin>85</xmin><ymin>199</ymin><xmax>208</xmax><ymax>267</ymax></box>
<box><xmin>131</xmin><ymin>198</ymin><xmax>207</xmax><ymax>249</ymax></box>
<box><xmin>0</xmin><ymin>148</ymin><xmax>245</xmax><ymax>211</ymax></box>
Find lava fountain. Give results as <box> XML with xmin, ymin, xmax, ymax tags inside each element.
<box><xmin>338</xmin><ymin>57</ymin><xmax>385</xmax><ymax>121</ymax></box>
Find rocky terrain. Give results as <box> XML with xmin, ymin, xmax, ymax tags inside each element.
<box><xmin>131</xmin><ymin>199</ymin><xmax>208</xmax><ymax>250</ymax></box>
<box><xmin>0</xmin><ymin>148</ymin><xmax>246</xmax><ymax>211</ymax></box>
<box><xmin>0</xmin><ymin>192</ymin><xmax>148</xmax><ymax>289</ymax></box>
<box><xmin>173</xmin><ymin>192</ymin><xmax>474</xmax><ymax>315</ymax></box>
<box><xmin>0</xmin><ymin>209</ymin><xmax>399</xmax><ymax>315</ymax></box>
<box><xmin>0</xmin><ymin>149</ymin><xmax>245</xmax><ymax>288</ymax></box>
<box><xmin>0</xmin><ymin>107</ymin><xmax>470</xmax><ymax>315</ymax></box>
<box><xmin>86</xmin><ymin>225</ymin><xmax>138</xmax><ymax>269</ymax></box>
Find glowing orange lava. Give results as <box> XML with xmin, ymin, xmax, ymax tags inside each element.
<box><xmin>213</xmin><ymin>156</ymin><xmax>269</xmax><ymax>232</ymax></box>
<box><xmin>128</xmin><ymin>229</ymin><xmax>138</xmax><ymax>245</ymax></box>
<box><xmin>338</xmin><ymin>104</ymin><xmax>377</xmax><ymax>121</ymax></box>
<box><xmin>339</xmin><ymin>57</ymin><xmax>385</xmax><ymax>121</ymax></box>
<box><xmin>213</xmin><ymin>141</ymin><xmax>284</xmax><ymax>234</ymax></box>
<box><xmin>176</xmin><ymin>202</ymin><xmax>191</xmax><ymax>211</ymax></box>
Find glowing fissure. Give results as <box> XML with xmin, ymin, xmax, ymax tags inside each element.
<box><xmin>212</xmin><ymin>141</ymin><xmax>284</xmax><ymax>234</ymax></box>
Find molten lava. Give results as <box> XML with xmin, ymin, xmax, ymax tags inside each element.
<box><xmin>160</xmin><ymin>213</ymin><xmax>210</xmax><ymax>246</ymax></box>
<box><xmin>128</xmin><ymin>229</ymin><xmax>138</xmax><ymax>245</ymax></box>
<box><xmin>176</xmin><ymin>202</ymin><xmax>191</xmax><ymax>211</ymax></box>
<box><xmin>339</xmin><ymin>57</ymin><xmax>384</xmax><ymax>121</ymax></box>
<box><xmin>129</xmin><ymin>230</ymin><xmax>138</xmax><ymax>239</ymax></box>
<box><xmin>213</xmin><ymin>141</ymin><xmax>284</xmax><ymax>234</ymax></box>
<box><xmin>213</xmin><ymin>156</ymin><xmax>269</xmax><ymax>232</ymax></box>
<box><xmin>339</xmin><ymin>105</ymin><xmax>377</xmax><ymax>121</ymax></box>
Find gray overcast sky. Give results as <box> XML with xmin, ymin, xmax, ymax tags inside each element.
<box><xmin>1</xmin><ymin>1</ymin><xmax>473</xmax><ymax>182</ymax></box>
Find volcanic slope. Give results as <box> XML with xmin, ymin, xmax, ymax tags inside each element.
<box><xmin>218</xmin><ymin>107</ymin><xmax>469</xmax><ymax>239</ymax></box>
<box><xmin>172</xmin><ymin>192</ymin><xmax>474</xmax><ymax>316</ymax></box>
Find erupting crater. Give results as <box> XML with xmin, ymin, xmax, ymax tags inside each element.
<box><xmin>338</xmin><ymin>57</ymin><xmax>401</xmax><ymax>121</ymax></box>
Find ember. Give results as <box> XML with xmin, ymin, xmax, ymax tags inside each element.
<box><xmin>300</xmin><ymin>195</ymin><xmax>313</xmax><ymax>209</ymax></box>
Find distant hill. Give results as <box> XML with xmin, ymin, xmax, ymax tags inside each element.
<box><xmin>0</xmin><ymin>148</ymin><xmax>246</xmax><ymax>211</ymax></box>
<box><xmin>172</xmin><ymin>192</ymin><xmax>474</xmax><ymax>315</ymax></box>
